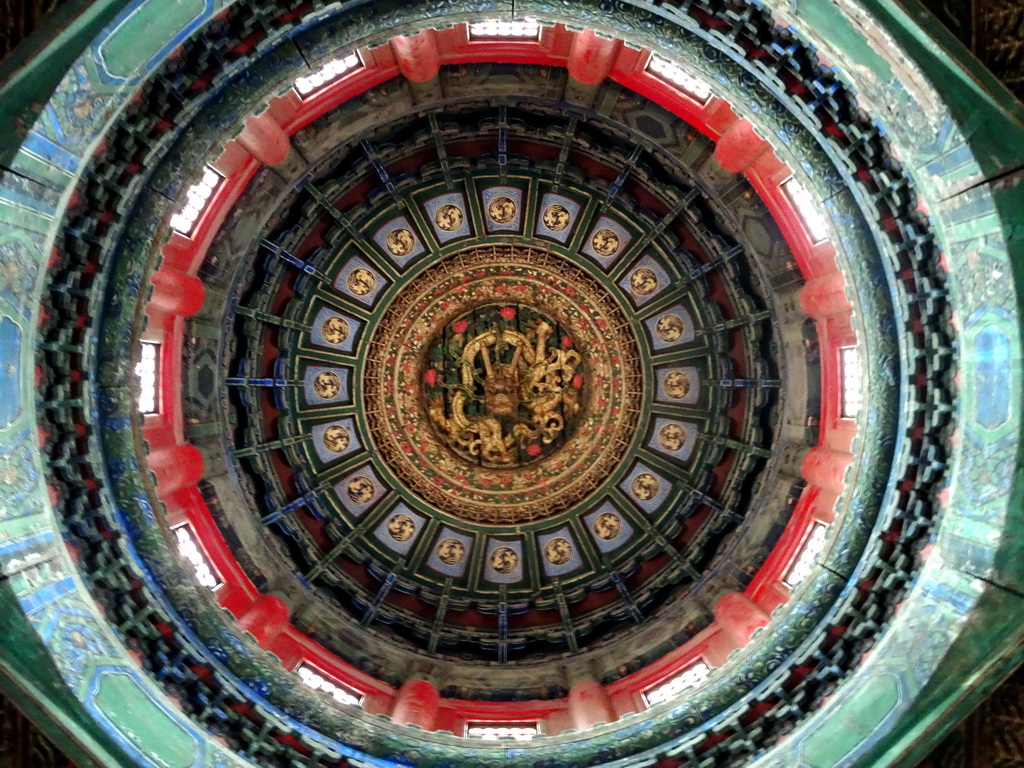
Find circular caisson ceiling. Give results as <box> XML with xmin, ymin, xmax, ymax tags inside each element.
<box><xmin>199</xmin><ymin>90</ymin><xmax>797</xmax><ymax>677</ymax></box>
<box><xmin>12</xmin><ymin>0</ymin><xmax>1019</xmax><ymax>766</ymax></box>
<box><xmin>45</xmin><ymin>3</ymin><xmax>910</xmax><ymax>760</ymax></box>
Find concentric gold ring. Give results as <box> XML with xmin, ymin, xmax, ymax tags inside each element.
<box><xmin>363</xmin><ymin>245</ymin><xmax>643</xmax><ymax>524</ymax></box>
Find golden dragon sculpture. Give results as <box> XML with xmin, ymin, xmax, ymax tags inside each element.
<box><xmin>427</xmin><ymin>319</ymin><xmax>582</xmax><ymax>465</ymax></box>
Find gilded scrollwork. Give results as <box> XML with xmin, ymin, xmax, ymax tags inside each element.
<box><xmin>425</xmin><ymin>308</ymin><xmax>583</xmax><ymax>466</ymax></box>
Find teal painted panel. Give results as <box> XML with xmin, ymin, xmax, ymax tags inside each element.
<box><xmin>800</xmin><ymin>673</ymin><xmax>901</xmax><ymax>764</ymax></box>
<box><xmin>95</xmin><ymin>0</ymin><xmax>212</xmax><ymax>81</ymax></box>
<box><xmin>975</xmin><ymin>325</ymin><xmax>1011</xmax><ymax>429</ymax></box>
<box><xmin>88</xmin><ymin>669</ymin><xmax>201</xmax><ymax>768</ymax></box>
<box><xmin>0</xmin><ymin>317</ymin><xmax>22</xmax><ymax>429</ymax></box>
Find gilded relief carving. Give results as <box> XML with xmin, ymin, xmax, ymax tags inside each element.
<box><xmin>657</xmin><ymin>423</ymin><xmax>686</xmax><ymax>452</ymax></box>
<box><xmin>663</xmin><ymin>371</ymin><xmax>691</xmax><ymax>400</ymax></box>
<box><xmin>655</xmin><ymin>315</ymin><xmax>685</xmax><ymax>343</ymax></box>
<box><xmin>542</xmin><ymin>204</ymin><xmax>571</xmax><ymax>232</ymax></box>
<box><xmin>591</xmin><ymin>228</ymin><xmax>620</xmax><ymax>257</ymax></box>
<box><xmin>487</xmin><ymin>196</ymin><xmax>516</xmax><ymax>224</ymax></box>
<box><xmin>321</xmin><ymin>316</ymin><xmax>350</xmax><ymax>345</ymax></box>
<box><xmin>631</xmin><ymin>472</ymin><xmax>660</xmax><ymax>501</ymax></box>
<box><xmin>347</xmin><ymin>268</ymin><xmax>376</xmax><ymax>296</ymax></box>
<box><xmin>629</xmin><ymin>267</ymin><xmax>658</xmax><ymax>296</ymax></box>
<box><xmin>363</xmin><ymin>246</ymin><xmax>642</xmax><ymax>524</ymax></box>
<box><xmin>385</xmin><ymin>229</ymin><xmax>416</xmax><ymax>257</ymax></box>
<box><xmin>425</xmin><ymin>306</ymin><xmax>583</xmax><ymax>466</ymax></box>
<box><xmin>436</xmin><ymin>538</ymin><xmax>466</xmax><ymax>565</ymax></box>
<box><xmin>387</xmin><ymin>514</ymin><xmax>416</xmax><ymax>541</ymax></box>
<box><xmin>593</xmin><ymin>512</ymin><xmax>622</xmax><ymax>540</ymax></box>
<box><xmin>490</xmin><ymin>546</ymin><xmax>519</xmax><ymax>574</ymax></box>
<box><xmin>321</xmin><ymin>425</ymin><xmax>351</xmax><ymax>453</ymax></box>
<box><xmin>346</xmin><ymin>476</ymin><xmax>375</xmax><ymax>505</ymax></box>
<box><xmin>544</xmin><ymin>536</ymin><xmax>573</xmax><ymax>565</ymax></box>
<box><xmin>313</xmin><ymin>371</ymin><xmax>342</xmax><ymax>399</ymax></box>
<box><xmin>434</xmin><ymin>204</ymin><xmax>464</xmax><ymax>232</ymax></box>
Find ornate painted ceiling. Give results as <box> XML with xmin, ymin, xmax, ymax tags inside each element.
<box><xmin>1</xmin><ymin>1</ymin><xmax>1024</xmax><ymax>767</ymax></box>
<box><xmin>185</xmin><ymin>86</ymin><xmax>807</xmax><ymax>682</ymax></box>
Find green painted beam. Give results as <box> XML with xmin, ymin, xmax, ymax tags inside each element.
<box><xmin>0</xmin><ymin>583</ymin><xmax>135</xmax><ymax>768</ymax></box>
<box><xmin>0</xmin><ymin>0</ymin><xmax>128</xmax><ymax>167</ymax></box>
<box><xmin>859</xmin><ymin>0</ymin><xmax>1024</xmax><ymax>179</ymax></box>
<box><xmin>864</xmin><ymin>586</ymin><xmax>1024</xmax><ymax>767</ymax></box>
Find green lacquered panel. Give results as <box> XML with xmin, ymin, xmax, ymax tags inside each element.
<box><xmin>790</xmin><ymin>0</ymin><xmax>894</xmax><ymax>85</ymax></box>
<box><xmin>97</xmin><ymin>0</ymin><xmax>209</xmax><ymax>80</ymax></box>
<box><xmin>802</xmin><ymin>674</ymin><xmax>902</xmax><ymax>765</ymax></box>
<box><xmin>90</xmin><ymin>671</ymin><xmax>200</xmax><ymax>768</ymax></box>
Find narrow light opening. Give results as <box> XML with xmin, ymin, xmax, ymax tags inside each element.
<box><xmin>172</xmin><ymin>523</ymin><xmax>223</xmax><ymax>590</ymax></box>
<box><xmin>468</xmin><ymin>19</ymin><xmax>541</xmax><ymax>40</ymax></box>
<box><xmin>783</xmin><ymin>178</ymin><xmax>829</xmax><ymax>244</ymax></box>
<box><xmin>642</xmin><ymin>662</ymin><xmax>711</xmax><ymax>706</ymax></box>
<box><xmin>840</xmin><ymin>346</ymin><xmax>862</xmax><ymax>418</ymax></box>
<box><xmin>646</xmin><ymin>55</ymin><xmax>712</xmax><ymax>103</ymax></box>
<box><xmin>296</xmin><ymin>663</ymin><xmax>363</xmax><ymax>706</ymax></box>
<box><xmin>466</xmin><ymin>723</ymin><xmax>538</xmax><ymax>741</ymax></box>
<box><xmin>169</xmin><ymin>166</ymin><xmax>224</xmax><ymax>236</ymax></box>
<box><xmin>294</xmin><ymin>54</ymin><xmax>362</xmax><ymax>97</ymax></box>
<box><xmin>135</xmin><ymin>341</ymin><xmax>160</xmax><ymax>415</ymax></box>
<box><xmin>782</xmin><ymin>520</ymin><xmax>829</xmax><ymax>589</ymax></box>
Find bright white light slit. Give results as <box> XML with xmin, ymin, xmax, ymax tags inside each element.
<box><xmin>294</xmin><ymin>54</ymin><xmax>362</xmax><ymax>97</ymax></box>
<box><xmin>296</xmin><ymin>664</ymin><xmax>362</xmax><ymax>706</ymax></box>
<box><xmin>643</xmin><ymin>662</ymin><xmax>711</xmax><ymax>706</ymax></box>
<box><xmin>840</xmin><ymin>346</ymin><xmax>862</xmax><ymax>418</ymax></box>
<box><xmin>466</xmin><ymin>723</ymin><xmax>538</xmax><ymax>741</ymax></box>
<box><xmin>783</xmin><ymin>178</ymin><xmax>830</xmax><ymax>243</ymax></box>
<box><xmin>647</xmin><ymin>55</ymin><xmax>712</xmax><ymax>103</ymax></box>
<box><xmin>135</xmin><ymin>341</ymin><xmax>159</xmax><ymax>414</ymax></box>
<box><xmin>169</xmin><ymin>166</ymin><xmax>223</xmax><ymax>236</ymax></box>
<box><xmin>468</xmin><ymin>19</ymin><xmax>541</xmax><ymax>39</ymax></box>
<box><xmin>782</xmin><ymin>520</ymin><xmax>829</xmax><ymax>589</ymax></box>
<box><xmin>173</xmin><ymin>524</ymin><xmax>222</xmax><ymax>589</ymax></box>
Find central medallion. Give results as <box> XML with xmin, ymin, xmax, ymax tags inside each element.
<box><xmin>364</xmin><ymin>246</ymin><xmax>642</xmax><ymax>524</ymax></box>
<box><xmin>423</xmin><ymin>304</ymin><xmax>585</xmax><ymax>467</ymax></box>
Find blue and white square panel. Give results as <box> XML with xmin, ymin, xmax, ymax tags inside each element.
<box><xmin>481</xmin><ymin>186</ymin><xmax>523</xmax><ymax>233</ymax></box>
<box><xmin>373</xmin><ymin>503</ymin><xmax>427</xmax><ymax>556</ymax></box>
<box><xmin>303</xmin><ymin>366</ymin><xmax>349</xmax><ymax>406</ymax></box>
<box><xmin>644</xmin><ymin>306</ymin><xmax>695</xmax><ymax>350</ymax></box>
<box><xmin>619</xmin><ymin>463</ymin><xmax>671</xmax><ymax>514</ymax></box>
<box><xmin>423</xmin><ymin>192</ymin><xmax>472</xmax><ymax>243</ymax></box>
<box><xmin>310</xmin><ymin>306</ymin><xmax>362</xmax><ymax>353</ymax></box>
<box><xmin>655</xmin><ymin>366</ymin><xmax>700</xmax><ymax>405</ymax></box>
<box><xmin>584</xmin><ymin>501</ymin><xmax>634</xmax><ymax>553</ymax></box>
<box><xmin>534</xmin><ymin>193</ymin><xmax>581</xmax><ymax>243</ymax></box>
<box><xmin>649</xmin><ymin>418</ymin><xmax>698</xmax><ymax>461</ymax></box>
<box><xmin>483</xmin><ymin>538</ymin><xmax>524</xmax><ymax>584</ymax></box>
<box><xmin>373</xmin><ymin>216</ymin><xmax>425</xmax><ymax>268</ymax></box>
<box><xmin>311</xmin><ymin>418</ymin><xmax>361</xmax><ymax>463</ymax></box>
<box><xmin>581</xmin><ymin>216</ymin><xmax>632</xmax><ymax>268</ymax></box>
<box><xmin>537</xmin><ymin>528</ymin><xmax>583</xmax><ymax>577</ymax></box>
<box><xmin>426</xmin><ymin>527</ymin><xmax>474</xmax><ymax>578</ymax></box>
<box><xmin>618</xmin><ymin>255</ymin><xmax>670</xmax><ymax>308</ymax></box>
<box><xmin>334</xmin><ymin>257</ymin><xmax>386</xmax><ymax>306</ymax></box>
<box><xmin>333</xmin><ymin>464</ymin><xmax>387</xmax><ymax>517</ymax></box>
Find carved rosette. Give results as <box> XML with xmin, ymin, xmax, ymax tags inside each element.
<box><xmin>364</xmin><ymin>245</ymin><xmax>643</xmax><ymax>524</ymax></box>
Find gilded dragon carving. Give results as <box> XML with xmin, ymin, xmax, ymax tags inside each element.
<box><xmin>426</xmin><ymin>314</ymin><xmax>583</xmax><ymax>465</ymax></box>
